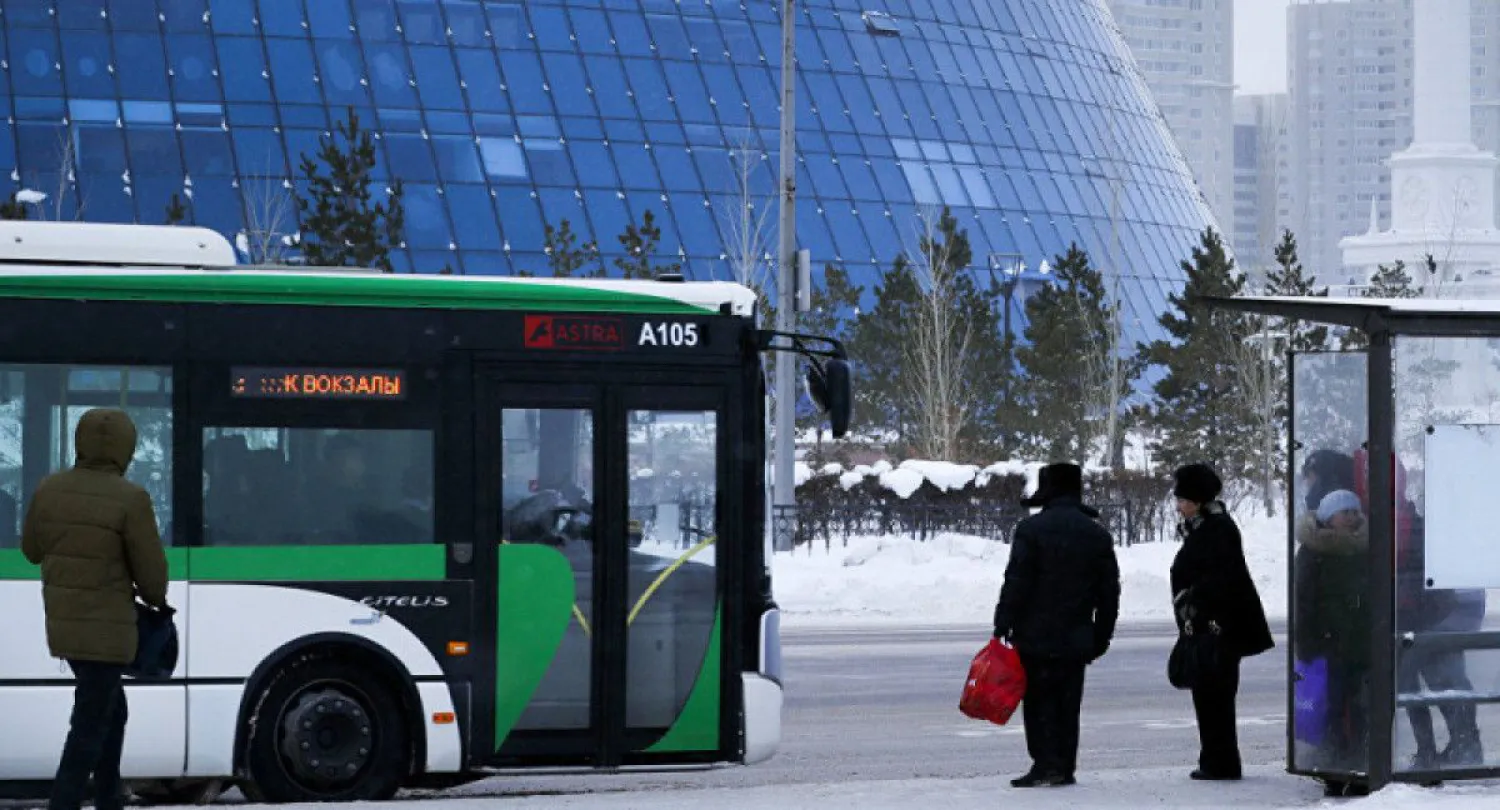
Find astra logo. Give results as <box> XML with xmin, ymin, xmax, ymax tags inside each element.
<box><xmin>360</xmin><ymin>595</ymin><xmax>451</xmax><ymax>609</ymax></box>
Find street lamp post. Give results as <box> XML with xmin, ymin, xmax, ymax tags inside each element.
<box><xmin>772</xmin><ymin>0</ymin><xmax>799</xmax><ymax>552</ymax></box>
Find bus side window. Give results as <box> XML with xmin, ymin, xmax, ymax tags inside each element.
<box><xmin>203</xmin><ymin>428</ymin><xmax>434</xmax><ymax>547</ymax></box>
<box><xmin>0</xmin><ymin>491</ymin><xmax>16</xmax><ymax>547</ymax></box>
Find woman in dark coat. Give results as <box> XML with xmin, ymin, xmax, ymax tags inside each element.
<box><xmin>1168</xmin><ymin>463</ymin><xmax>1275</xmax><ymax>781</ymax></box>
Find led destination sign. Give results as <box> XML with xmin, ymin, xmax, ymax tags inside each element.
<box><xmin>231</xmin><ymin>367</ymin><xmax>407</xmax><ymax>400</ymax></box>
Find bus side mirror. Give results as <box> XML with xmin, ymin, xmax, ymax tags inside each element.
<box><xmin>805</xmin><ymin>358</ymin><xmax>851</xmax><ymax>439</ymax></box>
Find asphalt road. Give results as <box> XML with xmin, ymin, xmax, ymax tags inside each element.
<box><xmin>440</xmin><ymin>621</ymin><xmax>1293</xmax><ymax>799</ymax></box>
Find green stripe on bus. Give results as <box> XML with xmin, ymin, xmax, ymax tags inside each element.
<box><xmin>0</xmin><ymin>273</ymin><xmax>714</xmax><ymax>314</ymax></box>
<box><xmin>643</xmin><ymin>605</ymin><xmax>722</xmax><ymax>754</ymax></box>
<box><xmin>0</xmin><ymin>546</ymin><xmax>444</xmax><ymax>582</ymax></box>
<box><xmin>187</xmin><ymin>545</ymin><xmax>447</xmax><ymax>581</ymax></box>
<box><xmin>0</xmin><ymin>548</ymin><xmax>190</xmax><ymax>580</ymax></box>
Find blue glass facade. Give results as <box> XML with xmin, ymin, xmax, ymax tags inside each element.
<box><xmin>0</xmin><ymin>0</ymin><xmax>1215</xmax><ymax>343</ymax></box>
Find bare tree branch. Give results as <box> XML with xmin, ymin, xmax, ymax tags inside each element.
<box><xmin>240</xmin><ymin>174</ymin><xmax>297</xmax><ymax>265</ymax></box>
<box><xmin>902</xmin><ymin>206</ymin><xmax>976</xmax><ymax>460</ymax></box>
<box><xmin>716</xmin><ymin>134</ymin><xmax>776</xmax><ymax>297</ymax></box>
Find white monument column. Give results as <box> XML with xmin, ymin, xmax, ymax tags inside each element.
<box><xmin>1413</xmin><ymin>0</ymin><xmax>1474</xmax><ymax>150</ymax></box>
<box><xmin>1342</xmin><ymin>0</ymin><xmax>1500</xmax><ymax>292</ymax></box>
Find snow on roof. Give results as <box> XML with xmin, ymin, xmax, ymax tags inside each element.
<box><xmin>1218</xmin><ymin>294</ymin><xmax>1500</xmax><ymax>315</ymax></box>
<box><xmin>0</xmin><ymin>221</ymin><xmax>238</xmax><ymax>267</ymax></box>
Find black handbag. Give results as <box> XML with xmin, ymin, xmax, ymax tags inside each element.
<box><xmin>127</xmin><ymin>602</ymin><xmax>179</xmax><ymax>680</ymax></box>
<box><xmin>1167</xmin><ymin>623</ymin><xmax>1224</xmax><ymax>690</ymax></box>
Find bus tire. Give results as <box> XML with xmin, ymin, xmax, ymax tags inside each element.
<box><xmin>241</xmin><ymin>654</ymin><xmax>410</xmax><ymax>804</ymax></box>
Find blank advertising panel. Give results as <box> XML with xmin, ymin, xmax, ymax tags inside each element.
<box><xmin>1424</xmin><ymin>424</ymin><xmax>1500</xmax><ymax>590</ymax></box>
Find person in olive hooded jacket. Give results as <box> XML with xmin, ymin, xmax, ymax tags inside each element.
<box><xmin>22</xmin><ymin>408</ymin><xmax>169</xmax><ymax>810</ymax></box>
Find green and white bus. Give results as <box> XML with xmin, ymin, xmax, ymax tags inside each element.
<box><xmin>0</xmin><ymin>222</ymin><xmax>850</xmax><ymax>804</ymax></box>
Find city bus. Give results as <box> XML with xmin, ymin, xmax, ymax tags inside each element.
<box><xmin>0</xmin><ymin>222</ymin><xmax>850</xmax><ymax>804</ymax></box>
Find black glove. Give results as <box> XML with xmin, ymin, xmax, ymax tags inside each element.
<box><xmin>993</xmin><ymin>624</ymin><xmax>1011</xmax><ymax>641</ymax></box>
<box><xmin>1090</xmin><ymin>640</ymin><xmax>1109</xmax><ymax>663</ymax></box>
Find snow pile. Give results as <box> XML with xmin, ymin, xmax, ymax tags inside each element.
<box><xmin>772</xmin><ymin>509</ymin><xmax>1289</xmax><ymax>628</ymax></box>
<box><xmin>793</xmin><ymin>456</ymin><xmax>1171</xmax><ymax>500</ymax></box>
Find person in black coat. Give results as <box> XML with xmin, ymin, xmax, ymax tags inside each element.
<box><xmin>993</xmin><ymin>463</ymin><xmax>1121</xmax><ymax>788</ymax></box>
<box><xmin>1168</xmin><ymin>463</ymin><xmax>1275</xmax><ymax>782</ymax></box>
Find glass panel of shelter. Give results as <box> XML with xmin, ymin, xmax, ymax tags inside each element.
<box><xmin>1391</xmin><ymin>337</ymin><xmax>1499</xmax><ymax>775</ymax></box>
<box><xmin>1289</xmin><ymin>351</ymin><xmax>1370</xmax><ymax>777</ymax></box>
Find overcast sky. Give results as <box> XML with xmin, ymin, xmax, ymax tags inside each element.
<box><xmin>1235</xmin><ymin>0</ymin><xmax>1291</xmax><ymax>95</ymax></box>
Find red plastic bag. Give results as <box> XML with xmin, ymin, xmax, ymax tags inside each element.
<box><xmin>959</xmin><ymin>638</ymin><xmax>1027</xmax><ymax>725</ymax></box>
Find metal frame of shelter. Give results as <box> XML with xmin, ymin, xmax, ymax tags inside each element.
<box><xmin>1204</xmin><ymin>294</ymin><xmax>1500</xmax><ymax>792</ymax></box>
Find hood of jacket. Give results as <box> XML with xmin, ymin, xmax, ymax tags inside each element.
<box><xmin>1296</xmin><ymin>512</ymin><xmax>1368</xmax><ymax>555</ymax></box>
<box><xmin>74</xmin><ymin>408</ymin><xmax>138</xmax><ymax>476</ymax></box>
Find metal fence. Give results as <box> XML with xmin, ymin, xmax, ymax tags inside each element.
<box><xmin>772</xmin><ymin>500</ymin><xmax>1169</xmax><ymax>552</ymax></box>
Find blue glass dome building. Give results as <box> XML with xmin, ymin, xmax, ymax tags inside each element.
<box><xmin>0</xmin><ymin>0</ymin><xmax>1216</xmax><ymax>343</ymax></box>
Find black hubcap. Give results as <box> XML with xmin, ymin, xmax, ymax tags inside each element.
<box><xmin>278</xmin><ymin>687</ymin><xmax>374</xmax><ymax>790</ymax></box>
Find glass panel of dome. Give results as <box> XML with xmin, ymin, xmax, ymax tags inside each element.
<box><xmin>646</xmin><ymin>13</ymin><xmax>692</xmax><ymax>60</ymax></box>
<box><xmin>410</xmin><ymin>46</ymin><xmax>465</xmax><ymax>110</ymax></box>
<box><xmin>604</xmin><ymin>11</ymin><xmax>650</xmax><ymax>58</ymax></box>
<box><xmin>258</xmin><ymin>0</ymin><xmax>309</xmax><ymax>38</ymax></box>
<box><xmin>622</xmin><ymin>60</ymin><xmax>673</xmax><ymax>121</ymax></box>
<box><xmin>571</xmin><ymin>142</ymin><xmax>618</xmax><ymax>189</ymax></box>
<box><xmin>583</xmin><ymin>189</ymin><xmax>629</xmax><ymax>248</ymax></box>
<box><xmin>306</xmin><ymin>0</ymin><xmax>352</xmax><ymax>38</ymax></box>
<box><xmin>4</xmin><ymin>0</ymin><xmax>53</xmax><ymax>28</ymax></box>
<box><xmin>60</xmin><ymin>33</ymin><xmax>115</xmax><ymax>97</ymax></box>
<box><xmin>180</xmin><ymin>128</ymin><xmax>233</xmax><ymax>176</ymax></box>
<box><xmin>455</xmin><ymin>50</ymin><xmax>506</xmax><ymax>112</ymax></box>
<box><xmin>681</xmin><ymin>17</ymin><xmax>726</xmax><ymax>63</ymax></box>
<box><xmin>443</xmin><ymin>1</ymin><xmax>486</xmax><ymax>48</ymax></box>
<box><xmin>60</xmin><ymin>0</ymin><xmax>108</xmax><ymax>30</ymax></box>
<box><xmin>365</xmin><ymin>43</ymin><xmax>418</xmax><ymax>106</ymax></box>
<box><xmin>67</xmin><ymin>99</ymin><xmax>115</xmax><ymax>124</ymax></box>
<box><xmin>215</xmin><ymin>36</ymin><xmax>269</xmax><ymax>102</ymax></box>
<box><xmin>431</xmin><ymin>136</ymin><xmax>483</xmax><ymax>184</ymax></box>
<box><xmin>266</xmin><ymin>39</ymin><xmax>320</xmax><ymax>105</ymax></box>
<box><xmin>662</xmin><ymin>67</ymin><xmax>713</xmax><ymax>124</ymax></box>
<box><xmin>500</xmin><ymin>52</ymin><xmax>552</xmax><ymax>114</ymax></box>
<box><xmin>208</xmin><ymin>0</ymin><xmax>257</xmax><ymax>35</ymax></box>
<box><xmin>494</xmin><ymin>184</ymin><xmax>543</xmax><ymax>248</ymax></box>
<box><xmin>720</xmin><ymin>19</ymin><xmax>758</xmax><ymax>63</ymax></box>
<box><xmin>523</xmin><ymin>139</ymin><xmax>574</xmax><ymax>186</ymax></box>
<box><xmin>669</xmin><ymin>192</ymin><xmax>718</xmax><ymax>256</ymax></box>
<box><xmin>127</xmin><ymin>126</ymin><xmax>183</xmax><ymax>177</ymax></box>
<box><xmin>352</xmin><ymin>0</ymin><xmax>399</xmax><ymax>42</ymax></box>
<box><xmin>167</xmin><ymin>36</ymin><xmax>223</xmax><ymax>102</ymax></box>
<box><xmin>395</xmin><ymin>0</ymin><xmax>446</xmax><ymax>45</ymax></box>
<box><xmin>477</xmin><ymin>136</ymin><xmax>525</xmax><ymax>180</ymax></box>
<box><xmin>10</xmin><ymin>38</ymin><xmax>62</xmax><ymax>97</ymax></box>
<box><xmin>402</xmin><ymin>184</ymin><xmax>451</xmax><ymax>248</ymax></box>
<box><xmin>74</xmin><ymin>124</ymin><xmax>126</xmax><ymax>174</ymax></box>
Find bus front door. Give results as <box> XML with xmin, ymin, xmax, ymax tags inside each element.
<box><xmin>479</xmin><ymin>377</ymin><xmax>731</xmax><ymax>767</ymax></box>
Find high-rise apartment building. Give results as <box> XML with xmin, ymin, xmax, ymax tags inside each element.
<box><xmin>1285</xmin><ymin>0</ymin><xmax>1500</xmax><ymax>283</ymax></box>
<box><xmin>1107</xmin><ymin>0</ymin><xmax>1236</xmax><ymax>239</ymax></box>
<box><xmin>1233</xmin><ymin>93</ymin><xmax>1288</xmax><ymax>279</ymax></box>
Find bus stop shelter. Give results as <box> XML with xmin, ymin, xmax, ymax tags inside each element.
<box><xmin>1204</xmin><ymin>295</ymin><xmax>1500</xmax><ymax>793</ymax></box>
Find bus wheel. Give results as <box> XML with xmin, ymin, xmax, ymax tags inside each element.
<box><xmin>242</xmin><ymin>655</ymin><xmax>409</xmax><ymax>803</ymax></box>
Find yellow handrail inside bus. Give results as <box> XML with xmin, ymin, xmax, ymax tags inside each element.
<box><xmin>627</xmin><ymin>535</ymin><xmax>716</xmax><ymax>627</ymax></box>
<box><xmin>500</xmin><ymin>533</ymin><xmax>717</xmax><ymax>638</ymax></box>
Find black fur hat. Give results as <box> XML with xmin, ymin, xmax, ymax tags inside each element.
<box><xmin>1023</xmin><ymin>463</ymin><xmax>1084</xmax><ymax>508</ymax></box>
<box><xmin>1173</xmin><ymin>463</ymin><xmax>1223</xmax><ymax>504</ymax></box>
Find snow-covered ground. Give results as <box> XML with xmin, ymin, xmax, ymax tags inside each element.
<box><xmin>772</xmin><ymin>509</ymin><xmax>1287</xmax><ymax>628</ymax></box>
<box><xmin>422</xmin><ymin>767</ymin><xmax>1496</xmax><ymax>809</ymax></box>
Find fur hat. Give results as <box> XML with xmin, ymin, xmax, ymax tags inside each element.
<box><xmin>1023</xmin><ymin>463</ymin><xmax>1084</xmax><ymax>508</ymax></box>
<box><xmin>1172</xmin><ymin>463</ymin><xmax>1223</xmax><ymax>504</ymax></box>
